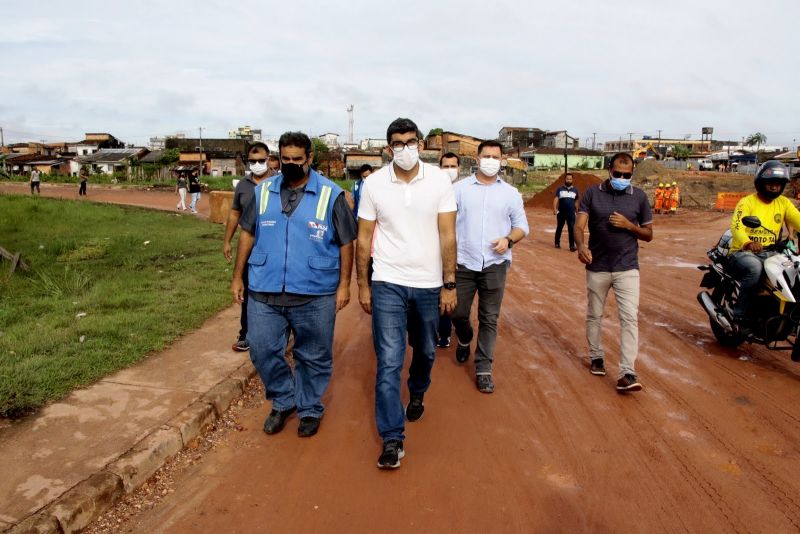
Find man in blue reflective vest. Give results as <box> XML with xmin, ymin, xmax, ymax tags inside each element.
<box><xmin>231</xmin><ymin>131</ymin><xmax>357</xmax><ymax>438</ymax></box>
<box><xmin>352</xmin><ymin>163</ymin><xmax>372</xmax><ymax>217</ymax></box>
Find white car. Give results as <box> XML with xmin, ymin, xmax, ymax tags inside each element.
<box><xmin>698</xmin><ymin>159</ymin><xmax>714</xmax><ymax>171</ymax></box>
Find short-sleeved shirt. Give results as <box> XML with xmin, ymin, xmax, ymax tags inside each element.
<box><xmin>578</xmin><ymin>180</ymin><xmax>653</xmax><ymax>273</ymax></box>
<box><xmin>730</xmin><ymin>193</ymin><xmax>800</xmax><ymax>253</ymax></box>
<box><xmin>31</xmin><ymin>171</ymin><xmax>40</xmax><ymax>182</ymax></box>
<box><xmin>358</xmin><ymin>162</ymin><xmax>457</xmax><ymax>288</ymax></box>
<box><xmin>240</xmin><ymin>179</ymin><xmax>358</xmax><ymax>306</ymax></box>
<box><xmin>231</xmin><ymin>175</ymin><xmax>259</xmax><ymax>215</ymax></box>
<box><xmin>177</xmin><ymin>176</ymin><xmax>187</xmax><ymax>189</ymax></box>
<box><xmin>188</xmin><ymin>175</ymin><xmax>201</xmax><ymax>193</ymax></box>
<box><xmin>555</xmin><ymin>185</ymin><xmax>579</xmax><ymax>212</ymax></box>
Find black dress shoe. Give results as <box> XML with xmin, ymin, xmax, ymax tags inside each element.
<box><xmin>263</xmin><ymin>407</ymin><xmax>296</xmax><ymax>435</ymax></box>
<box><xmin>297</xmin><ymin>416</ymin><xmax>321</xmax><ymax>437</ymax></box>
<box><xmin>455</xmin><ymin>343</ymin><xmax>470</xmax><ymax>363</ymax></box>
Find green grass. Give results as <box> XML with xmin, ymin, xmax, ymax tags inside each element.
<box><xmin>0</xmin><ymin>194</ymin><xmax>233</xmax><ymax>418</ymax></box>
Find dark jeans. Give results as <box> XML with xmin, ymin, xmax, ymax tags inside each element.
<box><xmin>451</xmin><ymin>262</ymin><xmax>509</xmax><ymax>374</ymax></box>
<box><xmin>555</xmin><ymin>210</ymin><xmax>576</xmax><ymax>248</ymax></box>
<box><xmin>246</xmin><ymin>294</ymin><xmax>336</xmax><ymax>419</ymax></box>
<box><xmin>438</xmin><ymin>314</ymin><xmax>452</xmax><ymax>341</ymax></box>
<box><xmin>371</xmin><ymin>281</ymin><xmax>440</xmax><ymax>443</ymax></box>
<box><xmin>238</xmin><ymin>267</ymin><xmax>249</xmax><ymax>340</ymax></box>
<box><xmin>79</xmin><ymin>181</ymin><xmax>87</xmax><ymax>195</ymax></box>
<box><xmin>728</xmin><ymin>250</ymin><xmax>774</xmax><ymax>318</ymax></box>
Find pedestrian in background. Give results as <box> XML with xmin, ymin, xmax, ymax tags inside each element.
<box><xmin>30</xmin><ymin>169</ymin><xmax>41</xmax><ymax>195</ymax></box>
<box><xmin>436</xmin><ymin>151</ymin><xmax>461</xmax><ymax>347</ymax></box>
<box><xmin>176</xmin><ymin>172</ymin><xmax>187</xmax><ymax>210</ymax></box>
<box><xmin>352</xmin><ymin>163</ymin><xmax>373</xmax><ymax>217</ymax></box>
<box><xmin>78</xmin><ymin>169</ymin><xmax>88</xmax><ymax>196</ymax></box>
<box><xmin>574</xmin><ymin>153</ymin><xmax>653</xmax><ymax>393</ymax></box>
<box><xmin>553</xmin><ymin>172</ymin><xmax>579</xmax><ymax>251</ymax></box>
<box><xmin>188</xmin><ymin>170</ymin><xmax>201</xmax><ymax>213</ymax></box>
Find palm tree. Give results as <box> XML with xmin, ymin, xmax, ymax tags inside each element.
<box><xmin>745</xmin><ymin>132</ymin><xmax>767</xmax><ymax>163</ymax></box>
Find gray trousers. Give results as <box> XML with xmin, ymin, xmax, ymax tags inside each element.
<box><xmin>586</xmin><ymin>269</ymin><xmax>640</xmax><ymax>379</ymax></box>
<box><xmin>451</xmin><ymin>262</ymin><xmax>509</xmax><ymax>374</ymax></box>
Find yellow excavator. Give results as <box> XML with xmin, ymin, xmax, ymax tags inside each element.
<box><xmin>633</xmin><ymin>142</ymin><xmax>664</xmax><ymax>160</ymax></box>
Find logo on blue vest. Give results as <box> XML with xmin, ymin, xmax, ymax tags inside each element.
<box><xmin>260</xmin><ymin>220</ymin><xmax>276</xmax><ymax>227</ymax></box>
<box><xmin>308</xmin><ymin>220</ymin><xmax>328</xmax><ymax>241</ymax></box>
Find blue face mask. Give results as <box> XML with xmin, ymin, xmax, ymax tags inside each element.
<box><xmin>610</xmin><ymin>177</ymin><xmax>631</xmax><ymax>191</ymax></box>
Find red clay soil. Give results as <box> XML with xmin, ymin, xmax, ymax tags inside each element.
<box><xmin>95</xmin><ymin>207</ymin><xmax>800</xmax><ymax>533</ymax></box>
<box><xmin>527</xmin><ymin>172</ymin><xmax>603</xmax><ymax>208</ymax></box>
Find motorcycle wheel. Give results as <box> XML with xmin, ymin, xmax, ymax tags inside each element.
<box><xmin>709</xmin><ymin>288</ymin><xmax>745</xmax><ymax>347</ymax></box>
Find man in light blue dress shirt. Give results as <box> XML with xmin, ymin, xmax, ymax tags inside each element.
<box><xmin>452</xmin><ymin>140</ymin><xmax>530</xmax><ymax>393</ymax></box>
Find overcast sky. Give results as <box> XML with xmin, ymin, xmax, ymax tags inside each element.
<box><xmin>2</xmin><ymin>0</ymin><xmax>798</xmax><ymax>148</ymax></box>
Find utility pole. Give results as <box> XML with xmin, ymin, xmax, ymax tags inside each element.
<box><xmin>198</xmin><ymin>127</ymin><xmax>203</xmax><ymax>176</ymax></box>
<box><xmin>0</xmin><ymin>126</ymin><xmax>4</xmax><ymax>149</ymax></box>
<box><xmin>592</xmin><ymin>132</ymin><xmax>596</xmax><ymax>151</ymax></box>
<box><xmin>563</xmin><ymin>130</ymin><xmax>568</xmax><ymax>174</ymax></box>
<box><xmin>346</xmin><ymin>105</ymin><xmax>354</xmax><ymax>144</ymax></box>
<box><xmin>627</xmin><ymin>132</ymin><xmax>633</xmax><ymax>154</ymax></box>
<box><xmin>657</xmin><ymin>129</ymin><xmax>662</xmax><ymax>159</ymax></box>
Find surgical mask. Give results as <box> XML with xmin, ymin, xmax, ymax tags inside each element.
<box><xmin>393</xmin><ymin>146</ymin><xmax>419</xmax><ymax>171</ymax></box>
<box><xmin>444</xmin><ymin>168</ymin><xmax>458</xmax><ymax>182</ymax></box>
<box><xmin>249</xmin><ymin>162</ymin><xmax>268</xmax><ymax>176</ymax></box>
<box><xmin>282</xmin><ymin>162</ymin><xmax>306</xmax><ymax>183</ymax></box>
<box><xmin>610</xmin><ymin>177</ymin><xmax>631</xmax><ymax>191</ymax></box>
<box><xmin>479</xmin><ymin>158</ymin><xmax>501</xmax><ymax>177</ymax></box>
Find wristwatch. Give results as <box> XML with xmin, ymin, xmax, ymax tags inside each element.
<box><xmin>506</xmin><ymin>236</ymin><xmax>515</xmax><ymax>249</ymax></box>
<box><xmin>443</xmin><ymin>282</ymin><xmax>457</xmax><ymax>290</ymax></box>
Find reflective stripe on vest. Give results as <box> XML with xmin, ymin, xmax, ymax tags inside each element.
<box><xmin>316</xmin><ymin>185</ymin><xmax>332</xmax><ymax>220</ymax></box>
<box><xmin>258</xmin><ymin>181</ymin><xmax>272</xmax><ymax>215</ymax></box>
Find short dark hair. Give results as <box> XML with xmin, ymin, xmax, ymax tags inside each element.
<box><xmin>359</xmin><ymin>164</ymin><xmax>373</xmax><ymax>174</ymax></box>
<box><xmin>247</xmin><ymin>141</ymin><xmax>270</xmax><ymax>155</ymax></box>
<box><xmin>268</xmin><ymin>154</ymin><xmax>279</xmax><ymax>162</ymax></box>
<box><xmin>440</xmin><ymin>152</ymin><xmax>460</xmax><ymax>165</ymax></box>
<box><xmin>279</xmin><ymin>131</ymin><xmax>312</xmax><ymax>156</ymax></box>
<box><xmin>565</xmin><ymin>172</ymin><xmax>573</xmax><ymax>177</ymax></box>
<box><xmin>386</xmin><ymin>118</ymin><xmax>422</xmax><ymax>143</ymax></box>
<box><xmin>609</xmin><ymin>152</ymin><xmax>634</xmax><ymax>169</ymax></box>
<box><xmin>477</xmin><ymin>139</ymin><xmax>503</xmax><ymax>156</ymax></box>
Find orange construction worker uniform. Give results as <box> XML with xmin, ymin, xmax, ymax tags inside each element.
<box><xmin>654</xmin><ymin>185</ymin><xmax>664</xmax><ymax>213</ymax></box>
<box><xmin>663</xmin><ymin>185</ymin><xmax>673</xmax><ymax>214</ymax></box>
<box><xmin>670</xmin><ymin>185</ymin><xmax>680</xmax><ymax>213</ymax></box>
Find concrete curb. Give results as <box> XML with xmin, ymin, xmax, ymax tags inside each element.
<box><xmin>5</xmin><ymin>362</ymin><xmax>256</xmax><ymax>533</ymax></box>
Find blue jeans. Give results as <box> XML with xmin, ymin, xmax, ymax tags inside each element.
<box><xmin>371</xmin><ymin>281</ymin><xmax>440</xmax><ymax>443</ymax></box>
<box><xmin>246</xmin><ymin>294</ymin><xmax>336</xmax><ymax>419</ymax></box>
<box><xmin>728</xmin><ymin>251</ymin><xmax>774</xmax><ymax>318</ymax></box>
<box><xmin>189</xmin><ymin>192</ymin><xmax>201</xmax><ymax>211</ymax></box>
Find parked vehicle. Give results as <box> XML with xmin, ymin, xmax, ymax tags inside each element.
<box><xmin>698</xmin><ymin>159</ymin><xmax>714</xmax><ymax>171</ymax></box>
<box><xmin>697</xmin><ymin>215</ymin><xmax>800</xmax><ymax>361</ymax></box>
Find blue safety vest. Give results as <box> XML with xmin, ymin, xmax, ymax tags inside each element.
<box><xmin>248</xmin><ymin>170</ymin><xmax>343</xmax><ymax>295</ymax></box>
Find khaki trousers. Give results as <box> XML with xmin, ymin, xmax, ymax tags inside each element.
<box><xmin>586</xmin><ymin>269</ymin><xmax>640</xmax><ymax>378</ymax></box>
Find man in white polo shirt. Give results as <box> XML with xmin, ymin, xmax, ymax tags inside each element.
<box><xmin>356</xmin><ymin>117</ymin><xmax>457</xmax><ymax>470</ymax></box>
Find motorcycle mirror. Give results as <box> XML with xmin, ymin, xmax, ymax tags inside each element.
<box><xmin>742</xmin><ymin>216</ymin><xmax>762</xmax><ymax>229</ymax></box>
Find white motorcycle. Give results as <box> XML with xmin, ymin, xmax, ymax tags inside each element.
<box><xmin>697</xmin><ymin>215</ymin><xmax>800</xmax><ymax>361</ymax></box>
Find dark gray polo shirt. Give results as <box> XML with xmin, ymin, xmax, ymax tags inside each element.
<box><xmin>578</xmin><ymin>180</ymin><xmax>652</xmax><ymax>273</ymax></box>
<box><xmin>231</xmin><ymin>176</ymin><xmax>258</xmax><ymax>219</ymax></box>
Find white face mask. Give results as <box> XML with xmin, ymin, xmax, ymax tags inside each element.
<box><xmin>479</xmin><ymin>158</ymin><xmax>501</xmax><ymax>177</ymax></box>
<box><xmin>249</xmin><ymin>162</ymin><xmax>268</xmax><ymax>176</ymax></box>
<box><xmin>393</xmin><ymin>146</ymin><xmax>419</xmax><ymax>171</ymax></box>
<box><xmin>444</xmin><ymin>168</ymin><xmax>458</xmax><ymax>182</ymax></box>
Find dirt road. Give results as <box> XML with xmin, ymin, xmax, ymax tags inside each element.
<box><xmin>77</xmin><ymin>206</ymin><xmax>800</xmax><ymax>533</ymax></box>
<box><xmin>6</xmin><ymin>183</ymin><xmax>797</xmax><ymax>532</ymax></box>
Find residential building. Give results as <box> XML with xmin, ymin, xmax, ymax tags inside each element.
<box><xmin>542</xmin><ymin>130</ymin><xmax>579</xmax><ymax>150</ymax></box>
<box><xmin>498</xmin><ymin>127</ymin><xmax>545</xmax><ymax>151</ymax></box>
<box><xmin>426</xmin><ymin>131</ymin><xmax>484</xmax><ymax>159</ymax></box>
<box><xmin>228</xmin><ymin>125</ymin><xmax>262</xmax><ymax>142</ymax></box>
<box><xmin>359</xmin><ymin>138</ymin><xmax>385</xmax><ymax>150</ymax></box>
<box><xmin>317</xmin><ymin>133</ymin><xmax>340</xmax><ymax>150</ymax></box>
<box><xmin>520</xmin><ymin>147</ymin><xmax>604</xmax><ymax>171</ymax></box>
<box><xmin>78</xmin><ymin>148</ymin><xmax>148</xmax><ymax>175</ymax></box>
<box><xmin>149</xmin><ymin>137</ymin><xmax>166</xmax><ymax>150</ymax></box>
<box><xmin>342</xmin><ymin>151</ymin><xmax>383</xmax><ymax>180</ymax></box>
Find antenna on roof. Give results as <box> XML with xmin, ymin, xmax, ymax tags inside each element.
<box><xmin>346</xmin><ymin>105</ymin><xmax>354</xmax><ymax>144</ymax></box>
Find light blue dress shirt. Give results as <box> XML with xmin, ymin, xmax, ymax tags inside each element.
<box><xmin>454</xmin><ymin>174</ymin><xmax>530</xmax><ymax>272</ymax></box>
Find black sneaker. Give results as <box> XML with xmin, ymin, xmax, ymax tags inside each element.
<box><xmin>590</xmin><ymin>359</ymin><xmax>606</xmax><ymax>376</ymax></box>
<box><xmin>437</xmin><ymin>336</ymin><xmax>451</xmax><ymax>348</ymax></box>
<box><xmin>406</xmin><ymin>393</ymin><xmax>425</xmax><ymax>422</ymax></box>
<box><xmin>232</xmin><ymin>338</ymin><xmax>250</xmax><ymax>352</ymax></box>
<box><xmin>377</xmin><ymin>440</ymin><xmax>405</xmax><ymax>469</ymax></box>
<box><xmin>554</xmin><ymin>243</ymin><xmax>561</xmax><ymax>249</ymax></box>
<box><xmin>456</xmin><ymin>343</ymin><xmax>470</xmax><ymax>363</ymax></box>
<box><xmin>262</xmin><ymin>407</ymin><xmax>296</xmax><ymax>434</ymax></box>
<box><xmin>569</xmin><ymin>246</ymin><xmax>577</xmax><ymax>252</ymax></box>
<box><xmin>297</xmin><ymin>416</ymin><xmax>321</xmax><ymax>437</ymax></box>
<box><xmin>616</xmin><ymin>374</ymin><xmax>643</xmax><ymax>393</ymax></box>
<box><xmin>476</xmin><ymin>374</ymin><xmax>494</xmax><ymax>393</ymax></box>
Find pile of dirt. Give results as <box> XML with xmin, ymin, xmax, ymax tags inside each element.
<box><xmin>632</xmin><ymin>159</ymin><xmax>683</xmax><ymax>181</ymax></box>
<box><xmin>526</xmin><ymin>172</ymin><xmax>603</xmax><ymax>208</ymax></box>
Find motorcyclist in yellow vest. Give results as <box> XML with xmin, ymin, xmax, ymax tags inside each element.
<box><xmin>728</xmin><ymin>161</ymin><xmax>800</xmax><ymax>325</ymax></box>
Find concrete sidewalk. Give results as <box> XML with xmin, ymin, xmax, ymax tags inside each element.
<box><xmin>0</xmin><ymin>305</ymin><xmax>254</xmax><ymax>533</ymax></box>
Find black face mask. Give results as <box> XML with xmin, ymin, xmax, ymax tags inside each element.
<box><xmin>282</xmin><ymin>163</ymin><xmax>306</xmax><ymax>183</ymax></box>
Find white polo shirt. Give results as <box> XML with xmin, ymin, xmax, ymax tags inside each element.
<box><xmin>358</xmin><ymin>161</ymin><xmax>456</xmax><ymax>288</ymax></box>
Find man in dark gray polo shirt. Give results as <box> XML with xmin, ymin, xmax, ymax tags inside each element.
<box><xmin>574</xmin><ymin>153</ymin><xmax>653</xmax><ymax>392</ymax></box>
<box><xmin>224</xmin><ymin>142</ymin><xmax>276</xmax><ymax>352</ymax></box>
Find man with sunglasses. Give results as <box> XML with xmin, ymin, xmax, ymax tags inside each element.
<box><xmin>231</xmin><ymin>131</ymin><xmax>357</xmax><ymax>438</ymax></box>
<box><xmin>356</xmin><ymin>117</ymin><xmax>457</xmax><ymax>469</ymax></box>
<box><xmin>574</xmin><ymin>153</ymin><xmax>653</xmax><ymax>393</ymax></box>
<box><xmin>224</xmin><ymin>142</ymin><xmax>276</xmax><ymax>352</ymax></box>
